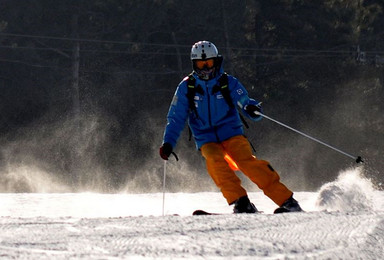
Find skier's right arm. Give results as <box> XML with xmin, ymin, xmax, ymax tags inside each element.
<box><xmin>160</xmin><ymin>81</ymin><xmax>190</xmax><ymax>158</ymax></box>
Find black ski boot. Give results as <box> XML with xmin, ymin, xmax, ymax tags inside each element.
<box><xmin>233</xmin><ymin>196</ymin><xmax>258</xmax><ymax>213</ymax></box>
<box><xmin>274</xmin><ymin>195</ymin><xmax>303</xmax><ymax>214</ymax></box>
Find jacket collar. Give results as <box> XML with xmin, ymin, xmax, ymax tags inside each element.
<box><xmin>192</xmin><ymin>70</ymin><xmax>223</xmax><ymax>88</ymax></box>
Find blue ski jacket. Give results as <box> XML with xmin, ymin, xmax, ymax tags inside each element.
<box><xmin>163</xmin><ymin>70</ymin><xmax>261</xmax><ymax>149</ymax></box>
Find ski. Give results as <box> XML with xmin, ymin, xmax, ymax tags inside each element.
<box><xmin>193</xmin><ymin>210</ymin><xmax>221</xmax><ymax>215</ymax></box>
<box><xmin>192</xmin><ymin>210</ymin><xmax>265</xmax><ymax>215</ymax></box>
<box><xmin>273</xmin><ymin>207</ymin><xmax>291</xmax><ymax>214</ymax></box>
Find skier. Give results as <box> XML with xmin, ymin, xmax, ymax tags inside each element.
<box><xmin>159</xmin><ymin>41</ymin><xmax>302</xmax><ymax>213</ymax></box>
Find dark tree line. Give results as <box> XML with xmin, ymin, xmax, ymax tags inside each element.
<box><xmin>0</xmin><ymin>0</ymin><xmax>383</xmax><ymax>192</ymax></box>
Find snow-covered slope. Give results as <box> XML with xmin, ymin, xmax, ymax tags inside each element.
<box><xmin>0</xmin><ymin>167</ymin><xmax>383</xmax><ymax>259</ymax></box>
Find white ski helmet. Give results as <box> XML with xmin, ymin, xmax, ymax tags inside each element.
<box><xmin>190</xmin><ymin>41</ymin><xmax>219</xmax><ymax>60</ymax></box>
<box><xmin>190</xmin><ymin>41</ymin><xmax>222</xmax><ymax>80</ymax></box>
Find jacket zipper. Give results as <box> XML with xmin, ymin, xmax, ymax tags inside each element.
<box><xmin>206</xmin><ymin>83</ymin><xmax>220</xmax><ymax>142</ymax></box>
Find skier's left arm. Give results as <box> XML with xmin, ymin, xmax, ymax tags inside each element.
<box><xmin>228</xmin><ymin>76</ymin><xmax>263</xmax><ymax>121</ymax></box>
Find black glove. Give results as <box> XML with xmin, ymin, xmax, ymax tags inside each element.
<box><xmin>245</xmin><ymin>104</ymin><xmax>262</xmax><ymax>118</ymax></box>
<box><xmin>159</xmin><ymin>143</ymin><xmax>173</xmax><ymax>160</ymax></box>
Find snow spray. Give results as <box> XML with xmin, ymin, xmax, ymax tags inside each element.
<box><xmin>315</xmin><ymin>167</ymin><xmax>376</xmax><ymax>212</ymax></box>
<box><xmin>0</xmin><ymin>165</ymin><xmax>70</xmax><ymax>193</ymax></box>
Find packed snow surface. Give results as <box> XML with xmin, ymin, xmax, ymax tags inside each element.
<box><xmin>0</xmin><ymin>167</ymin><xmax>383</xmax><ymax>259</ymax></box>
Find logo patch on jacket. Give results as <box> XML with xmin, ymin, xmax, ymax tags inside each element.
<box><xmin>236</xmin><ymin>89</ymin><xmax>244</xmax><ymax>95</ymax></box>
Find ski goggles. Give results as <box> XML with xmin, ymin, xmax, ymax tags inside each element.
<box><xmin>195</xmin><ymin>59</ymin><xmax>215</xmax><ymax>69</ymax></box>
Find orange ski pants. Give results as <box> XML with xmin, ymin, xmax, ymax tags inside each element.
<box><xmin>201</xmin><ymin>135</ymin><xmax>293</xmax><ymax>206</ymax></box>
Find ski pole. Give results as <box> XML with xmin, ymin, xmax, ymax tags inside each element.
<box><xmin>161</xmin><ymin>153</ymin><xmax>178</xmax><ymax>216</ymax></box>
<box><xmin>162</xmin><ymin>160</ymin><xmax>167</xmax><ymax>216</ymax></box>
<box><xmin>254</xmin><ymin>111</ymin><xmax>363</xmax><ymax>163</ymax></box>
